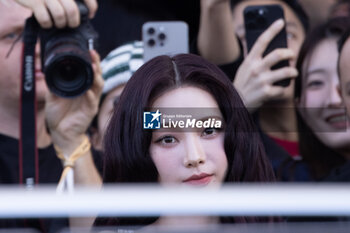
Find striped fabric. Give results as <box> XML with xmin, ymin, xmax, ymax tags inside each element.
<box><xmin>101</xmin><ymin>41</ymin><xmax>144</xmax><ymax>94</ymax></box>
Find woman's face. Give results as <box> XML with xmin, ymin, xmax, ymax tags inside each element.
<box><xmin>149</xmin><ymin>86</ymin><xmax>228</xmax><ymax>187</ymax></box>
<box><xmin>299</xmin><ymin>38</ymin><xmax>350</xmax><ymax>150</ymax></box>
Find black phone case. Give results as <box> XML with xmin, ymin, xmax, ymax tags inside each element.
<box><xmin>244</xmin><ymin>4</ymin><xmax>290</xmax><ymax>87</ymax></box>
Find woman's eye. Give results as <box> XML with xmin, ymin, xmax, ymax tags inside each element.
<box><xmin>202</xmin><ymin>128</ymin><xmax>218</xmax><ymax>137</ymax></box>
<box><xmin>155</xmin><ymin>136</ymin><xmax>177</xmax><ymax>145</ymax></box>
<box><xmin>307</xmin><ymin>80</ymin><xmax>324</xmax><ymax>89</ymax></box>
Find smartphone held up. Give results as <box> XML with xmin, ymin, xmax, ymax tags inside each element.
<box><xmin>142</xmin><ymin>21</ymin><xmax>189</xmax><ymax>62</ymax></box>
<box><xmin>244</xmin><ymin>4</ymin><xmax>291</xmax><ymax>87</ymax></box>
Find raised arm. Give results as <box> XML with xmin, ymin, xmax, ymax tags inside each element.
<box><xmin>198</xmin><ymin>0</ymin><xmax>240</xmax><ymax>64</ymax></box>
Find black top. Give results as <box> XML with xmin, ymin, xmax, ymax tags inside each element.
<box><xmin>0</xmin><ymin>134</ymin><xmax>63</xmax><ymax>184</ymax></box>
<box><xmin>0</xmin><ymin>133</ymin><xmax>67</xmax><ymax>233</ymax></box>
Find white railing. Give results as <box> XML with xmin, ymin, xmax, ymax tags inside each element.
<box><xmin>1</xmin><ymin>184</ymin><xmax>350</xmax><ymax>218</ymax></box>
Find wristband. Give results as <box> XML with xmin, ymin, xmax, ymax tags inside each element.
<box><xmin>54</xmin><ymin>135</ymin><xmax>91</xmax><ymax>193</ymax></box>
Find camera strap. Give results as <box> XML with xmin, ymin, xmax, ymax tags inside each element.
<box><xmin>19</xmin><ymin>16</ymin><xmax>40</xmax><ymax>185</ymax></box>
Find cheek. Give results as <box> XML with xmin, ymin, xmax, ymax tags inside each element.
<box><xmin>149</xmin><ymin>145</ymin><xmax>182</xmax><ymax>181</ymax></box>
<box><xmin>304</xmin><ymin>90</ymin><xmax>325</xmax><ymax>108</ymax></box>
<box><xmin>203</xmin><ymin>135</ymin><xmax>228</xmax><ymax>175</ymax></box>
<box><xmin>0</xmin><ymin>44</ymin><xmax>22</xmax><ymax>90</ymax></box>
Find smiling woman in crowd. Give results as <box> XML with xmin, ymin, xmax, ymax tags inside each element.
<box><xmin>294</xmin><ymin>17</ymin><xmax>350</xmax><ymax>181</ymax></box>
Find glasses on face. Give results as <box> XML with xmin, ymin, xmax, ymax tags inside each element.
<box><xmin>0</xmin><ymin>29</ymin><xmax>24</xmax><ymax>58</ymax></box>
<box><xmin>5</xmin><ymin>32</ymin><xmax>23</xmax><ymax>58</ymax></box>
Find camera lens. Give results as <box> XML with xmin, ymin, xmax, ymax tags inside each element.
<box><xmin>258</xmin><ymin>9</ymin><xmax>265</xmax><ymax>15</ymax></box>
<box><xmin>147</xmin><ymin>27</ymin><xmax>155</xmax><ymax>35</ymax></box>
<box><xmin>45</xmin><ymin>55</ymin><xmax>93</xmax><ymax>98</ymax></box>
<box><xmin>39</xmin><ymin>0</ymin><xmax>98</xmax><ymax>98</ymax></box>
<box><xmin>158</xmin><ymin>33</ymin><xmax>166</xmax><ymax>40</ymax></box>
<box><xmin>53</xmin><ymin>59</ymin><xmax>85</xmax><ymax>90</ymax></box>
<box><xmin>147</xmin><ymin>39</ymin><xmax>155</xmax><ymax>47</ymax></box>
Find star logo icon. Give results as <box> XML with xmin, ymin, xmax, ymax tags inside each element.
<box><xmin>143</xmin><ymin>110</ymin><xmax>162</xmax><ymax>129</ymax></box>
<box><xmin>150</xmin><ymin>110</ymin><xmax>162</xmax><ymax>123</ymax></box>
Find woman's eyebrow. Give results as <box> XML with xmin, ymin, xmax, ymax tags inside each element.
<box><xmin>306</xmin><ymin>68</ymin><xmax>327</xmax><ymax>76</ymax></box>
<box><xmin>197</xmin><ymin>115</ymin><xmax>223</xmax><ymax>122</ymax></box>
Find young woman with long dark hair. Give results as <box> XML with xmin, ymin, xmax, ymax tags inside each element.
<box><xmin>96</xmin><ymin>53</ymin><xmax>275</xmax><ymax>228</ymax></box>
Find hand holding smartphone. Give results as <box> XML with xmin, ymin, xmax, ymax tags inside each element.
<box><xmin>142</xmin><ymin>21</ymin><xmax>189</xmax><ymax>62</ymax></box>
<box><xmin>244</xmin><ymin>4</ymin><xmax>291</xmax><ymax>87</ymax></box>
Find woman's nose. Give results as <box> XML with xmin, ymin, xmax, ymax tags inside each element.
<box><xmin>328</xmin><ymin>79</ymin><xmax>342</xmax><ymax>107</ymax></box>
<box><xmin>183</xmin><ymin>133</ymin><xmax>206</xmax><ymax>168</ymax></box>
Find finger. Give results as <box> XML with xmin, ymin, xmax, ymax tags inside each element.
<box><xmin>264</xmin><ymin>67</ymin><xmax>298</xmax><ymax>84</ymax></box>
<box><xmin>90</xmin><ymin>50</ymin><xmax>104</xmax><ymax>97</ymax></box>
<box><xmin>59</xmin><ymin>0</ymin><xmax>80</xmax><ymax>28</ymax></box>
<box><xmin>32</xmin><ymin>3</ymin><xmax>53</xmax><ymax>28</ymax></box>
<box><xmin>262</xmin><ymin>48</ymin><xmax>295</xmax><ymax>68</ymax></box>
<box><xmin>248</xmin><ymin>19</ymin><xmax>284</xmax><ymax>58</ymax></box>
<box><xmin>84</xmin><ymin>0</ymin><xmax>98</xmax><ymax>18</ymax></box>
<box><xmin>45</xmin><ymin>0</ymin><xmax>67</xmax><ymax>28</ymax></box>
<box><xmin>85</xmin><ymin>89</ymin><xmax>99</xmax><ymax>114</ymax></box>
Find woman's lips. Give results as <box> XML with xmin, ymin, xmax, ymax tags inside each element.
<box><xmin>183</xmin><ymin>173</ymin><xmax>213</xmax><ymax>186</ymax></box>
<box><xmin>325</xmin><ymin>114</ymin><xmax>348</xmax><ymax>130</ymax></box>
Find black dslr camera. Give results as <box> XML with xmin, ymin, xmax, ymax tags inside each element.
<box><xmin>40</xmin><ymin>0</ymin><xmax>98</xmax><ymax>98</ymax></box>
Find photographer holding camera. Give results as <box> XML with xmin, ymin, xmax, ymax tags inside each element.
<box><xmin>0</xmin><ymin>0</ymin><xmax>101</xmax><ymax>232</ymax></box>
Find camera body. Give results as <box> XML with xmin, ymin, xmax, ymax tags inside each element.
<box><xmin>40</xmin><ymin>0</ymin><xmax>98</xmax><ymax>98</ymax></box>
<box><xmin>244</xmin><ymin>4</ymin><xmax>290</xmax><ymax>87</ymax></box>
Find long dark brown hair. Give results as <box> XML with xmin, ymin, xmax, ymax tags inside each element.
<box><xmin>98</xmin><ymin>54</ymin><xmax>275</xmax><ymax>226</ymax></box>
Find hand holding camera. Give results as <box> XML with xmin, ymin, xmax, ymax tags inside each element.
<box><xmin>45</xmin><ymin>50</ymin><xmax>103</xmax><ymax>155</ymax></box>
<box><xmin>39</xmin><ymin>0</ymin><xmax>98</xmax><ymax>98</ymax></box>
<box><xmin>20</xmin><ymin>0</ymin><xmax>102</xmax><ymax>149</ymax></box>
<box><xmin>14</xmin><ymin>0</ymin><xmax>97</xmax><ymax>28</ymax></box>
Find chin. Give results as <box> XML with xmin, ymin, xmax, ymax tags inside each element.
<box><xmin>317</xmin><ymin>133</ymin><xmax>350</xmax><ymax>151</ymax></box>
